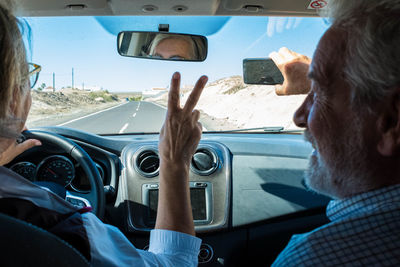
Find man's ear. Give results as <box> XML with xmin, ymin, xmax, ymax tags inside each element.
<box><xmin>377</xmin><ymin>88</ymin><xmax>400</xmax><ymax>156</ymax></box>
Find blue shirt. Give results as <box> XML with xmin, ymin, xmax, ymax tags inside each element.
<box><xmin>83</xmin><ymin>213</ymin><xmax>201</xmax><ymax>266</ymax></box>
<box><xmin>273</xmin><ymin>184</ymin><xmax>400</xmax><ymax>266</ymax></box>
<box><xmin>0</xmin><ymin>166</ymin><xmax>202</xmax><ymax>266</ymax></box>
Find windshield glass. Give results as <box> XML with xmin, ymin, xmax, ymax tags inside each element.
<box><xmin>24</xmin><ymin>16</ymin><xmax>329</xmax><ymax>134</ymax></box>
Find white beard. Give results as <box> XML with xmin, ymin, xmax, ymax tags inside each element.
<box><xmin>303</xmin><ymin>120</ymin><xmax>370</xmax><ymax>199</ymax></box>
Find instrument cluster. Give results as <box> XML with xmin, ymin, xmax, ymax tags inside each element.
<box><xmin>10</xmin><ymin>155</ymin><xmax>104</xmax><ymax>192</ymax></box>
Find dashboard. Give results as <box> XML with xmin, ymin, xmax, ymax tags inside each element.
<box><xmin>119</xmin><ymin>141</ymin><xmax>231</xmax><ymax>232</ymax></box>
<box><xmin>6</xmin><ymin>126</ymin><xmax>331</xmax><ymax>265</ymax></box>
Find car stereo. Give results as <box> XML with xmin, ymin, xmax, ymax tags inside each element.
<box><xmin>142</xmin><ymin>182</ymin><xmax>213</xmax><ymax>225</ymax></box>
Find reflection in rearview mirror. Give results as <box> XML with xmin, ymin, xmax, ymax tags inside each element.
<box><xmin>117</xmin><ymin>31</ymin><xmax>208</xmax><ymax>62</ymax></box>
<box><xmin>243</xmin><ymin>58</ymin><xmax>284</xmax><ymax>85</ymax></box>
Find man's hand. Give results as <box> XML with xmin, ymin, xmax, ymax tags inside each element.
<box><xmin>269</xmin><ymin>47</ymin><xmax>311</xmax><ymax>96</ymax></box>
<box><xmin>0</xmin><ymin>129</ymin><xmax>41</xmax><ymax>166</ymax></box>
<box><xmin>156</xmin><ymin>72</ymin><xmax>208</xmax><ymax>236</ymax></box>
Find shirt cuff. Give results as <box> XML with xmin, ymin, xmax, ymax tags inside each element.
<box><xmin>149</xmin><ymin>229</ymin><xmax>202</xmax><ymax>255</ymax></box>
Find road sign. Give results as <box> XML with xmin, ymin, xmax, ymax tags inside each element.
<box><xmin>307</xmin><ymin>0</ymin><xmax>327</xmax><ymax>10</ymax></box>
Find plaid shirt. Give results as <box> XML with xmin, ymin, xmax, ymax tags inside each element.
<box><xmin>273</xmin><ymin>184</ymin><xmax>400</xmax><ymax>266</ymax></box>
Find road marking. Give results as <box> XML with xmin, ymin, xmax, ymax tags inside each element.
<box><xmin>57</xmin><ymin>102</ymin><xmax>128</xmax><ymax>126</ymax></box>
<box><xmin>136</xmin><ymin>102</ymin><xmax>141</xmax><ymax>111</ymax></box>
<box><xmin>119</xmin><ymin>123</ymin><xmax>129</xmax><ymax>134</ymax></box>
<box><xmin>132</xmin><ymin>113</ymin><xmax>136</xmax><ymax>117</ymax></box>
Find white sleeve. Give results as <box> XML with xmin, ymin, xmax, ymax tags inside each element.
<box><xmin>82</xmin><ymin>212</ymin><xmax>201</xmax><ymax>267</ymax></box>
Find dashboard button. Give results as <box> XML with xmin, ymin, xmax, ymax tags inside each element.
<box><xmin>198</xmin><ymin>243</ymin><xmax>213</xmax><ymax>263</ymax></box>
<box><xmin>195</xmin><ymin>182</ymin><xmax>207</xmax><ymax>188</ymax></box>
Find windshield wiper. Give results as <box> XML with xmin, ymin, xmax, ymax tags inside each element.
<box><xmin>216</xmin><ymin>126</ymin><xmax>285</xmax><ymax>133</ymax></box>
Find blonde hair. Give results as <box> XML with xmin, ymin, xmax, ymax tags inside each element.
<box><xmin>0</xmin><ymin>0</ymin><xmax>29</xmax><ymax>138</ymax></box>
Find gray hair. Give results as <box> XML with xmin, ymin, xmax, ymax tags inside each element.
<box><xmin>323</xmin><ymin>0</ymin><xmax>400</xmax><ymax>108</ymax></box>
<box><xmin>148</xmin><ymin>33</ymin><xmax>206</xmax><ymax>60</ymax></box>
<box><xmin>0</xmin><ymin>0</ymin><xmax>29</xmax><ymax>138</ymax></box>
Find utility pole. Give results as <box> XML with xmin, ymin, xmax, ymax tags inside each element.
<box><xmin>52</xmin><ymin>72</ymin><xmax>55</xmax><ymax>92</ymax></box>
<box><xmin>72</xmin><ymin>68</ymin><xmax>74</xmax><ymax>89</ymax></box>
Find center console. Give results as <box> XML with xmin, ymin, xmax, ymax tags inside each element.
<box><xmin>118</xmin><ymin>141</ymin><xmax>231</xmax><ymax>233</ymax></box>
<box><xmin>142</xmin><ymin>181</ymin><xmax>213</xmax><ymax>225</ymax></box>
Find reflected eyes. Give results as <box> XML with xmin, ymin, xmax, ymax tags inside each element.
<box><xmin>150</xmin><ymin>54</ymin><xmax>185</xmax><ymax>60</ymax></box>
<box><xmin>169</xmin><ymin>56</ymin><xmax>185</xmax><ymax>60</ymax></box>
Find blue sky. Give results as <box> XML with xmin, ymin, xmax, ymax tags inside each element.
<box><xmin>24</xmin><ymin>16</ymin><xmax>329</xmax><ymax>92</ymax></box>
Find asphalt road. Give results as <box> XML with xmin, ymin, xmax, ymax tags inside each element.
<box><xmin>58</xmin><ymin>101</ymin><xmax>166</xmax><ymax>134</ymax></box>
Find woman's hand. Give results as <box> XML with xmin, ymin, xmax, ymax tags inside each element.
<box><xmin>156</xmin><ymin>72</ymin><xmax>208</xmax><ymax>236</ymax></box>
<box><xmin>158</xmin><ymin>72</ymin><xmax>208</xmax><ymax>171</ymax></box>
<box><xmin>269</xmin><ymin>47</ymin><xmax>311</xmax><ymax>95</ymax></box>
<box><xmin>0</xmin><ymin>129</ymin><xmax>41</xmax><ymax>166</ymax></box>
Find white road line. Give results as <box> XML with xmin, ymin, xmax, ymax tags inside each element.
<box><xmin>57</xmin><ymin>102</ymin><xmax>129</xmax><ymax>126</ymax></box>
<box><xmin>132</xmin><ymin>113</ymin><xmax>136</xmax><ymax>117</ymax></box>
<box><xmin>119</xmin><ymin>123</ymin><xmax>129</xmax><ymax>134</ymax></box>
<box><xmin>136</xmin><ymin>102</ymin><xmax>141</xmax><ymax>111</ymax></box>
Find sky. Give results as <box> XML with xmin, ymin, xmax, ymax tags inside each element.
<box><xmin>23</xmin><ymin>16</ymin><xmax>329</xmax><ymax>92</ymax></box>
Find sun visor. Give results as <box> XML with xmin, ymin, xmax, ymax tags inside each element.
<box><xmin>95</xmin><ymin>16</ymin><xmax>231</xmax><ymax>36</ymax></box>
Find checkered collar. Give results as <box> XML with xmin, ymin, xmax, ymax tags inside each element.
<box><xmin>326</xmin><ymin>184</ymin><xmax>400</xmax><ymax>221</ymax></box>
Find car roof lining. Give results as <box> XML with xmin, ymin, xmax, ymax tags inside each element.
<box><xmin>14</xmin><ymin>0</ymin><xmax>321</xmax><ymax>17</ymax></box>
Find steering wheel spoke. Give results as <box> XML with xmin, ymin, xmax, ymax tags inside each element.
<box><xmin>66</xmin><ymin>190</ymin><xmax>94</xmax><ymax>209</ymax></box>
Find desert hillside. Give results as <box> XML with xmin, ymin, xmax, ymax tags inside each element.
<box><xmin>27</xmin><ymin>88</ymin><xmax>121</xmax><ymax>128</ymax></box>
<box><xmin>147</xmin><ymin>76</ymin><xmax>307</xmax><ymax>131</ymax></box>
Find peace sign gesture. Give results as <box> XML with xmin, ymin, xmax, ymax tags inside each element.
<box><xmin>158</xmin><ymin>72</ymin><xmax>208</xmax><ymax>170</ymax></box>
<box><xmin>156</xmin><ymin>72</ymin><xmax>208</xmax><ymax>235</ymax></box>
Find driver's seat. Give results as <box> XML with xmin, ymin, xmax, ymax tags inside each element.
<box><xmin>0</xmin><ymin>213</ymin><xmax>90</xmax><ymax>267</ymax></box>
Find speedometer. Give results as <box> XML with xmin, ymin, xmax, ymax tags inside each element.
<box><xmin>10</xmin><ymin>162</ymin><xmax>37</xmax><ymax>181</ymax></box>
<box><xmin>36</xmin><ymin>155</ymin><xmax>75</xmax><ymax>187</ymax></box>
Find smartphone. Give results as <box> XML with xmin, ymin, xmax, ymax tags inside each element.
<box><xmin>243</xmin><ymin>58</ymin><xmax>284</xmax><ymax>85</ymax></box>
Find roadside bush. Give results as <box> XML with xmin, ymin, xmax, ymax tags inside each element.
<box><xmin>129</xmin><ymin>96</ymin><xmax>142</xmax><ymax>101</ymax></box>
<box><xmin>223</xmin><ymin>83</ymin><xmax>246</xmax><ymax>95</ymax></box>
<box><xmin>89</xmin><ymin>90</ymin><xmax>118</xmax><ymax>102</ymax></box>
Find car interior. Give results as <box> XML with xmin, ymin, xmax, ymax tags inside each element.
<box><xmin>3</xmin><ymin>0</ymin><xmax>333</xmax><ymax>266</ymax></box>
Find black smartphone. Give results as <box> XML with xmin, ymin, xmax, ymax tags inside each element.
<box><xmin>243</xmin><ymin>58</ymin><xmax>284</xmax><ymax>85</ymax></box>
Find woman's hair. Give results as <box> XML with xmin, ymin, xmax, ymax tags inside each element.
<box><xmin>148</xmin><ymin>33</ymin><xmax>206</xmax><ymax>60</ymax></box>
<box><xmin>0</xmin><ymin>0</ymin><xmax>29</xmax><ymax>138</ymax></box>
<box><xmin>324</xmin><ymin>0</ymin><xmax>400</xmax><ymax>108</ymax></box>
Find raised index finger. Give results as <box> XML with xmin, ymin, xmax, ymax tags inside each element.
<box><xmin>183</xmin><ymin>75</ymin><xmax>208</xmax><ymax>113</ymax></box>
<box><xmin>168</xmin><ymin>72</ymin><xmax>181</xmax><ymax>112</ymax></box>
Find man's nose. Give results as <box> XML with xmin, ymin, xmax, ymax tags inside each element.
<box><xmin>293</xmin><ymin>93</ymin><xmax>311</xmax><ymax>128</ymax></box>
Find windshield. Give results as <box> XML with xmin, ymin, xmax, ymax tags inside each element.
<box><xmin>24</xmin><ymin>16</ymin><xmax>329</xmax><ymax>134</ymax></box>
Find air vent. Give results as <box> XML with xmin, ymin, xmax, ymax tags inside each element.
<box><xmin>191</xmin><ymin>148</ymin><xmax>218</xmax><ymax>176</ymax></box>
<box><xmin>135</xmin><ymin>150</ymin><xmax>160</xmax><ymax>177</ymax></box>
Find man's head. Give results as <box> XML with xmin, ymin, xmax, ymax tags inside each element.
<box><xmin>149</xmin><ymin>34</ymin><xmax>201</xmax><ymax>60</ymax></box>
<box><xmin>294</xmin><ymin>0</ymin><xmax>400</xmax><ymax>199</ymax></box>
<box><xmin>0</xmin><ymin>1</ymin><xmax>31</xmax><ymax>146</ymax></box>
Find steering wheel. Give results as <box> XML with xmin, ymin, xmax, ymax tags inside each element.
<box><xmin>23</xmin><ymin>130</ymin><xmax>105</xmax><ymax>219</ymax></box>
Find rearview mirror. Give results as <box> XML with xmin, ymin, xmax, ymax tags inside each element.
<box><xmin>117</xmin><ymin>31</ymin><xmax>208</xmax><ymax>62</ymax></box>
<box><xmin>243</xmin><ymin>58</ymin><xmax>284</xmax><ymax>85</ymax></box>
